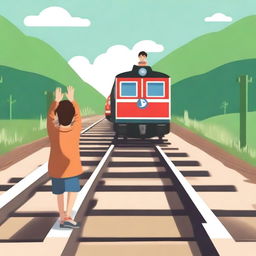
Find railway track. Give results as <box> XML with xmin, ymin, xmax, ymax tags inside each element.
<box><xmin>61</xmin><ymin>136</ymin><xmax>232</xmax><ymax>256</ymax></box>
<box><xmin>0</xmin><ymin>117</ymin><xmax>233</xmax><ymax>255</ymax></box>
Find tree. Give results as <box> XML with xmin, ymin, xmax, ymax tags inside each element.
<box><xmin>220</xmin><ymin>101</ymin><xmax>229</xmax><ymax>114</ymax></box>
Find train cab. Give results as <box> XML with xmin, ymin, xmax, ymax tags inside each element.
<box><xmin>108</xmin><ymin>65</ymin><xmax>171</xmax><ymax>139</ymax></box>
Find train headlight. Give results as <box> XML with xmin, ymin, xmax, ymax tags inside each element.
<box><xmin>138</xmin><ymin>67</ymin><xmax>147</xmax><ymax>77</ymax></box>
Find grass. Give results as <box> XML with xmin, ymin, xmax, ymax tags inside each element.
<box><xmin>0</xmin><ymin>109</ymin><xmax>97</xmax><ymax>156</ymax></box>
<box><xmin>173</xmin><ymin>111</ymin><xmax>256</xmax><ymax>166</ymax></box>
<box><xmin>0</xmin><ymin>128</ymin><xmax>23</xmax><ymax>145</ymax></box>
<box><xmin>81</xmin><ymin>106</ymin><xmax>96</xmax><ymax>117</ymax></box>
<box><xmin>0</xmin><ymin>118</ymin><xmax>47</xmax><ymax>155</ymax></box>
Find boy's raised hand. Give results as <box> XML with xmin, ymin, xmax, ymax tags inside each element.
<box><xmin>66</xmin><ymin>86</ymin><xmax>75</xmax><ymax>102</ymax></box>
<box><xmin>55</xmin><ymin>87</ymin><xmax>63</xmax><ymax>102</ymax></box>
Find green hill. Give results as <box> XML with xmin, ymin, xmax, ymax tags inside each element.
<box><xmin>0</xmin><ymin>66</ymin><xmax>67</xmax><ymax>119</ymax></box>
<box><xmin>0</xmin><ymin>16</ymin><xmax>105</xmax><ymax>114</ymax></box>
<box><xmin>172</xmin><ymin>59</ymin><xmax>256</xmax><ymax>120</ymax></box>
<box><xmin>154</xmin><ymin>15</ymin><xmax>256</xmax><ymax>84</ymax></box>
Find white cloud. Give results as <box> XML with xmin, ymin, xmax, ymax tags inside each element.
<box><xmin>204</xmin><ymin>13</ymin><xmax>232</xmax><ymax>22</ymax></box>
<box><xmin>132</xmin><ymin>40</ymin><xmax>164</xmax><ymax>53</ymax></box>
<box><xmin>24</xmin><ymin>6</ymin><xmax>91</xmax><ymax>27</ymax></box>
<box><xmin>69</xmin><ymin>40</ymin><xmax>164</xmax><ymax>97</ymax></box>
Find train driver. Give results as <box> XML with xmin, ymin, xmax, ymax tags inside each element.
<box><xmin>138</xmin><ymin>51</ymin><xmax>148</xmax><ymax>66</ymax></box>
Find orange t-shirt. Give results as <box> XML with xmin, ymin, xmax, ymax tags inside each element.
<box><xmin>47</xmin><ymin>101</ymin><xmax>83</xmax><ymax>178</ymax></box>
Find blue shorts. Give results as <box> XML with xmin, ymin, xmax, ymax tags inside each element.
<box><xmin>51</xmin><ymin>176</ymin><xmax>80</xmax><ymax>194</ymax></box>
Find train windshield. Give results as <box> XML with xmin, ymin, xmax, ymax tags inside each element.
<box><xmin>147</xmin><ymin>82</ymin><xmax>164</xmax><ymax>97</ymax></box>
<box><xmin>120</xmin><ymin>82</ymin><xmax>137</xmax><ymax>97</ymax></box>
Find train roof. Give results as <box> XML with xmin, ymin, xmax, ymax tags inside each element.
<box><xmin>116</xmin><ymin>65</ymin><xmax>169</xmax><ymax>78</ymax></box>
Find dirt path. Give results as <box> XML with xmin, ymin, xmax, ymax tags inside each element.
<box><xmin>0</xmin><ymin>137</ymin><xmax>49</xmax><ymax>171</ymax></box>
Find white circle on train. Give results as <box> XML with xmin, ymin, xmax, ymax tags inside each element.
<box><xmin>137</xmin><ymin>99</ymin><xmax>148</xmax><ymax>109</ymax></box>
<box><xmin>138</xmin><ymin>68</ymin><xmax>147</xmax><ymax>76</ymax></box>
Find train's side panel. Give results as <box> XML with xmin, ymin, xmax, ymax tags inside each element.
<box><xmin>104</xmin><ymin>96</ymin><xmax>111</xmax><ymax>120</ymax></box>
<box><xmin>169</xmin><ymin>77</ymin><xmax>171</xmax><ymax>121</ymax></box>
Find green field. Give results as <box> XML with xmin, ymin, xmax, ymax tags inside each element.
<box><xmin>203</xmin><ymin>112</ymin><xmax>256</xmax><ymax>149</ymax></box>
<box><xmin>0</xmin><ymin>119</ymin><xmax>47</xmax><ymax>155</ymax></box>
<box><xmin>173</xmin><ymin>111</ymin><xmax>256</xmax><ymax>166</ymax></box>
<box><xmin>0</xmin><ymin>106</ymin><xmax>95</xmax><ymax>155</ymax></box>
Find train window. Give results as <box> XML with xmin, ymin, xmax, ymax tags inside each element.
<box><xmin>147</xmin><ymin>82</ymin><xmax>165</xmax><ymax>97</ymax></box>
<box><xmin>120</xmin><ymin>82</ymin><xmax>138</xmax><ymax>97</ymax></box>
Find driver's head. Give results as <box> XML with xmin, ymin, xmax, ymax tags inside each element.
<box><xmin>138</xmin><ymin>51</ymin><xmax>148</xmax><ymax>66</ymax></box>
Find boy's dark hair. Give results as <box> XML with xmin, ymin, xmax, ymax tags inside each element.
<box><xmin>138</xmin><ymin>51</ymin><xmax>147</xmax><ymax>57</ymax></box>
<box><xmin>55</xmin><ymin>100</ymin><xmax>75</xmax><ymax>126</ymax></box>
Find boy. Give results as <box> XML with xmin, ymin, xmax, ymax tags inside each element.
<box><xmin>47</xmin><ymin>86</ymin><xmax>82</xmax><ymax>229</ymax></box>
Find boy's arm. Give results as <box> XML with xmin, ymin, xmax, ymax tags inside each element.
<box><xmin>66</xmin><ymin>86</ymin><xmax>82</xmax><ymax>131</ymax></box>
<box><xmin>47</xmin><ymin>88</ymin><xmax>63</xmax><ymax>130</ymax></box>
<box><xmin>72</xmin><ymin>101</ymin><xmax>82</xmax><ymax>130</ymax></box>
<box><xmin>47</xmin><ymin>101</ymin><xmax>59</xmax><ymax>129</ymax></box>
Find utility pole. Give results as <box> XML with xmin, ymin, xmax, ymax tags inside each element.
<box><xmin>237</xmin><ymin>75</ymin><xmax>252</xmax><ymax>149</ymax></box>
<box><xmin>7</xmin><ymin>94</ymin><xmax>16</xmax><ymax>120</ymax></box>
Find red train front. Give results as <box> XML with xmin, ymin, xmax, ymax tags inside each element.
<box><xmin>106</xmin><ymin>65</ymin><xmax>171</xmax><ymax>139</ymax></box>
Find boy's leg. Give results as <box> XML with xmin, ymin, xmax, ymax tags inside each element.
<box><xmin>61</xmin><ymin>177</ymin><xmax>80</xmax><ymax>228</ymax></box>
<box><xmin>60</xmin><ymin>192</ymin><xmax>80</xmax><ymax>228</ymax></box>
<box><xmin>57</xmin><ymin>194</ymin><xmax>65</xmax><ymax>223</ymax></box>
<box><xmin>66</xmin><ymin>192</ymin><xmax>77</xmax><ymax>218</ymax></box>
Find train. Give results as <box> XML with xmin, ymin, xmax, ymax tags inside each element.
<box><xmin>105</xmin><ymin>65</ymin><xmax>171</xmax><ymax>139</ymax></box>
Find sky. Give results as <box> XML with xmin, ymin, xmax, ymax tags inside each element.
<box><xmin>1</xmin><ymin>0</ymin><xmax>256</xmax><ymax>96</ymax></box>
